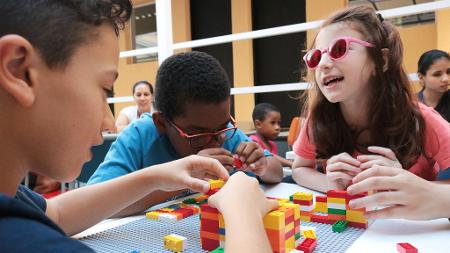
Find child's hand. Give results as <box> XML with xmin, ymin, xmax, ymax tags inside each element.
<box><xmin>347</xmin><ymin>165</ymin><xmax>447</xmax><ymax>220</ymax></box>
<box><xmin>148</xmin><ymin>155</ymin><xmax>229</xmax><ymax>193</ymax></box>
<box><xmin>34</xmin><ymin>175</ymin><xmax>61</xmax><ymax>194</ymax></box>
<box><xmin>357</xmin><ymin>146</ymin><xmax>402</xmax><ymax>170</ymax></box>
<box><xmin>326</xmin><ymin>152</ymin><xmax>361</xmax><ymax>190</ymax></box>
<box><xmin>208</xmin><ymin>171</ymin><xmax>278</xmax><ymax>217</ymax></box>
<box><xmin>235</xmin><ymin>142</ymin><xmax>268</xmax><ymax>176</ymax></box>
<box><xmin>197</xmin><ymin>148</ymin><xmax>234</xmax><ymax>172</ymax></box>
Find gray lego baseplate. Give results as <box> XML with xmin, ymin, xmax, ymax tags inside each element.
<box><xmin>79</xmin><ymin>214</ymin><xmax>365</xmax><ymax>253</ymax></box>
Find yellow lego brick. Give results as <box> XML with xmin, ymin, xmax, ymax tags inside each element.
<box><xmin>218</xmin><ymin>214</ymin><xmax>225</xmax><ymax>227</ymax></box>
<box><xmin>208</xmin><ymin>179</ymin><xmax>224</xmax><ymax>189</ymax></box>
<box><xmin>285</xmin><ymin>221</ymin><xmax>294</xmax><ymax>233</ymax></box>
<box><xmin>219</xmin><ymin>234</ymin><xmax>225</xmax><ymax>241</ymax></box>
<box><xmin>285</xmin><ymin>235</ymin><xmax>295</xmax><ymax>251</ymax></box>
<box><xmin>303</xmin><ymin>230</ymin><xmax>317</xmax><ymax>239</ymax></box>
<box><xmin>263</xmin><ymin>210</ymin><xmax>285</xmax><ymax>230</ymax></box>
<box><xmin>327</xmin><ymin>197</ymin><xmax>346</xmax><ymax>204</ymax></box>
<box><xmin>300</xmin><ymin>215</ymin><xmax>311</xmax><ymax>222</ymax></box>
<box><xmin>277</xmin><ymin>198</ymin><xmax>290</xmax><ymax>204</ymax></box>
<box><xmin>346</xmin><ymin>210</ymin><xmax>367</xmax><ymax>223</ymax></box>
<box><xmin>280</xmin><ymin>203</ymin><xmax>300</xmax><ymax>220</ymax></box>
<box><xmin>145</xmin><ymin>211</ymin><xmax>160</xmax><ymax>220</ymax></box>
<box><xmin>315</xmin><ymin>202</ymin><xmax>328</xmax><ymax>213</ymax></box>
<box><xmin>293</xmin><ymin>192</ymin><xmax>313</xmax><ymax>201</ymax></box>
<box><xmin>160</xmin><ymin>207</ymin><xmax>175</xmax><ymax>212</ymax></box>
<box><xmin>163</xmin><ymin>234</ymin><xmax>186</xmax><ymax>252</ymax></box>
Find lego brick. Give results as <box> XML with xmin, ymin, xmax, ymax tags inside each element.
<box><xmin>332</xmin><ymin>220</ymin><xmax>348</xmax><ymax>233</ymax></box>
<box><xmin>314</xmin><ymin>202</ymin><xmax>328</xmax><ymax>213</ymax></box>
<box><xmin>327</xmin><ymin>208</ymin><xmax>346</xmax><ymax>215</ymax></box>
<box><xmin>346</xmin><ymin>210</ymin><xmax>367</xmax><ymax>223</ymax></box>
<box><xmin>327</xmin><ymin>190</ymin><xmax>347</xmax><ymax>198</ymax></box>
<box><xmin>327</xmin><ymin>203</ymin><xmax>346</xmax><ymax>210</ymax></box>
<box><xmin>281</xmin><ymin>203</ymin><xmax>301</xmax><ymax>219</ymax></box>
<box><xmin>201</xmin><ymin>237</ymin><xmax>219</xmax><ymax>251</ymax></box>
<box><xmin>299</xmin><ymin>205</ymin><xmax>315</xmax><ymax>212</ymax></box>
<box><xmin>145</xmin><ymin>211</ymin><xmax>159</xmax><ymax>220</ymax></box>
<box><xmin>293</xmin><ymin>199</ymin><xmax>314</xmax><ymax>206</ymax></box>
<box><xmin>200</xmin><ymin>230</ymin><xmax>220</xmax><ymax>240</ymax></box>
<box><xmin>327</xmin><ymin>197</ymin><xmax>346</xmax><ymax>204</ymax></box>
<box><xmin>311</xmin><ymin>214</ymin><xmax>335</xmax><ymax>224</ymax></box>
<box><xmin>396</xmin><ymin>242</ymin><xmax>418</xmax><ymax>253</ymax></box>
<box><xmin>293</xmin><ymin>192</ymin><xmax>313</xmax><ymax>201</ymax></box>
<box><xmin>265</xmin><ymin>228</ymin><xmax>284</xmax><ymax>252</ymax></box>
<box><xmin>163</xmin><ymin>234</ymin><xmax>187</xmax><ymax>252</ymax></box>
<box><xmin>315</xmin><ymin>195</ymin><xmax>327</xmax><ymax>203</ymax></box>
<box><xmin>296</xmin><ymin>238</ymin><xmax>317</xmax><ymax>253</ymax></box>
<box><xmin>210</xmin><ymin>247</ymin><xmax>224</xmax><ymax>253</ymax></box>
<box><xmin>208</xmin><ymin>179</ymin><xmax>224</xmax><ymax>189</ymax></box>
<box><xmin>264</xmin><ymin>210</ymin><xmax>286</xmax><ymax>230</ymax></box>
<box><xmin>285</xmin><ymin>235</ymin><xmax>296</xmax><ymax>251</ymax></box>
<box><xmin>303</xmin><ymin>230</ymin><xmax>317</xmax><ymax>239</ymax></box>
<box><xmin>300</xmin><ymin>215</ymin><xmax>311</xmax><ymax>222</ymax></box>
<box><xmin>200</xmin><ymin>219</ymin><xmax>219</xmax><ymax>233</ymax></box>
<box><xmin>200</xmin><ymin>204</ymin><xmax>218</xmax><ymax>214</ymax></box>
<box><xmin>348</xmin><ymin>221</ymin><xmax>369</xmax><ymax>229</ymax></box>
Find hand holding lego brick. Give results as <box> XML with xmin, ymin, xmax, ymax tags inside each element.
<box><xmin>357</xmin><ymin>146</ymin><xmax>402</xmax><ymax>170</ymax></box>
<box><xmin>208</xmin><ymin>171</ymin><xmax>278</xmax><ymax>217</ymax></box>
<box><xmin>326</xmin><ymin>152</ymin><xmax>362</xmax><ymax>190</ymax></box>
<box><xmin>148</xmin><ymin>155</ymin><xmax>229</xmax><ymax>193</ymax></box>
<box><xmin>347</xmin><ymin>165</ymin><xmax>450</xmax><ymax>220</ymax></box>
<box><xmin>234</xmin><ymin>141</ymin><xmax>268</xmax><ymax>176</ymax></box>
<box><xmin>197</xmin><ymin>148</ymin><xmax>234</xmax><ymax>172</ymax></box>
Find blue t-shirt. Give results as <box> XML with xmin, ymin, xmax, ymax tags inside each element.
<box><xmin>0</xmin><ymin>185</ymin><xmax>94</xmax><ymax>252</ymax></box>
<box><xmin>88</xmin><ymin>113</ymin><xmax>269</xmax><ymax>184</ymax></box>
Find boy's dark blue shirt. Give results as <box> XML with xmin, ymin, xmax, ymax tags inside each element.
<box><xmin>0</xmin><ymin>185</ymin><xmax>95</xmax><ymax>252</ymax></box>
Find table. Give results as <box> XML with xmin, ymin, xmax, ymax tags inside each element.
<box><xmin>74</xmin><ymin>183</ymin><xmax>450</xmax><ymax>252</ymax></box>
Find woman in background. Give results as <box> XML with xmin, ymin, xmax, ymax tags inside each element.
<box><xmin>116</xmin><ymin>80</ymin><xmax>154</xmax><ymax>132</ymax></box>
<box><xmin>417</xmin><ymin>50</ymin><xmax>450</xmax><ymax>122</ymax></box>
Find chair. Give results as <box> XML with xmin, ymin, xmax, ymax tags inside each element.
<box><xmin>287</xmin><ymin>117</ymin><xmax>303</xmax><ymax>147</ymax></box>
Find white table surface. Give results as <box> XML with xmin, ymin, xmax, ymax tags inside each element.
<box><xmin>74</xmin><ymin>183</ymin><xmax>450</xmax><ymax>252</ymax></box>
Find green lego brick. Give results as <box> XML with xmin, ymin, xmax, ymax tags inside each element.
<box><xmin>210</xmin><ymin>247</ymin><xmax>224</xmax><ymax>253</ymax></box>
<box><xmin>182</xmin><ymin>198</ymin><xmax>197</xmax><ymax>204</ymax></box>
<box><xmin>289</xmin><ymin>195</ymin><xmax>294</xmax><ymax>202</ymax></box>
<box><xmin>295</xmin><ymin>232</ymin><xmax>301</xmax><ymax>240</ymax></box>
<box><xmin>332</xmin><ymin>220</ymin><xmax>348</xmax><ymax>233</ymax></box>
<box><xmin>328</xmin><ymin>208</ymin><xmax>346</xmax><ymax>215</ymax></box>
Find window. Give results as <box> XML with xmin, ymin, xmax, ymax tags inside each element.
<box><xmin>131</xmin><ymin>3</ymin><xmax>158</xmax><ymax>63</ymax></box>
<box><xmin>349</xmin><ymin>0</ymin><xmax>435</xmax><ymax>27</ymax></box>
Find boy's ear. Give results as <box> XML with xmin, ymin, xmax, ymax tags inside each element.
<box><xmin>381</xmin><ymin>48</ymin><xmax>389</xmax><ymax>72</ymax></box>
<box><xmin>0</xmin><ymin>35</ymin><xmax>36</xmax><ymax>107</ymax></box>
<box><xmin>152</xmin><ymin>112</ymin><xmax>167</xmax><ymax>133</ymax></box>
<box><xmin>255</xmin><ymin>119</ymin><xmax>263</xmax><ymax>129</ymax></box>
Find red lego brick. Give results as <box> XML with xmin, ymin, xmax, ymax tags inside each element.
<box><xmin>200</xmin><ymin>204</ymin><xmax>219</xmax><ymax>214</ymax></box>
<box><xmin>201</xmin><ymin>218</ymin><xmax>219</xmax><ymax>233</ymax></box>
<box><xmin>315</xmin><ymin>196</ymin><xmax>327</xmax><ymax>203</ymax></box>
<box><xmin>296</xmin><ymin>238</ymin><xmax>317</xmax><ymax>253</ymax></box>
<box><xmin>233</xmin><ymin>157</ymin><xmax>243</xmax><ymax>169</ymax></box>
<box><xmin>201</xmin><ymin>238</ymin><xmax>220</xmax><ymax>251</ymax></box>
<box><xmin>396</xmin><ymin>242</ymin><xmax>418</xmax><ymax>253</ymax></box>
<box><xmin>327</xmin><ymin>190</ymin><xmax>347</xmax><ymax>198</ymax></box>
<box><xmin>293</xmin><ymin>199</ymin><xmax>314</xmax><ymax>206</ymax></box>
<box><xmin>347</xmin><ymin>221</ymin><xmax>368</xmax><ymax>229</ymax></box>
<box><xmin>205</xmin><ymin>188</ymin><xmax>220</xmax><ymax>196</ymax></box>
<box><xmin>311</xmin><ymin>214</ymin><xmax>335</xmax><ymax>224</ymax></box>
<box><xmin>285</xmin><ymin>213</ymin><xmax>294</xmax><ymax>225</ymax></box>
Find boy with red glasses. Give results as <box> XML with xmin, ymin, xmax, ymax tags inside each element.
<box><xmin>88</xmin><ymin>51</ymin><xmax>283</xmax><ymax>216</ymax></box>
<box><xmin>292</xmin><ymin>5</ymin><xmax>450</xmax><ymax>198</ymax></box>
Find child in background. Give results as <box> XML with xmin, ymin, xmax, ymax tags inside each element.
<box><xmin>250</xmin><ymin>103</ymin><xmax>293</xmax><ymax>167</ymax></box>
<box><xmin>417</xmin><ymin>50</ymin><xmax>450</xmax><ymax>122</ymax></box>
<box><xmin>88</xmin><ymin>51</ymin><xmax>283</xmax><ymax>217</ymax></box>
<box><xmin>0</xmin><ymin>1</ymin><xmax>234</xmax><ymax>252</ymax></box>
<box><xmin>292</xmin><ymin>5</ymin><xmax>450</xmax><ymax>193</ymax></box>
<box><xmin>116</xmin><ymin>80</ymin><xmax>154</xmax><ymax>132</ymax></box>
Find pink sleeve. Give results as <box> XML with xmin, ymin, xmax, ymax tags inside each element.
<box><xmin>292</xmin><ymin>117</ymin><xmax>316</xmax><ymax>160</ymax></box>
<box><xmin>421</xmin><ymin>104</ymin><xmax>450</xmax><ymax>169</ymax></box>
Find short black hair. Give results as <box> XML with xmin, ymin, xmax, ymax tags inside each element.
<box><xmin>0</xmin><ymin>0</ymin><xmax>132</xmax><ymax>69</ymax></box>
<box><xmin>417</xmin><ymin>50</ymin><xmax>450</xmax><ymax>75</ymax></box>
<box><xmin>155</xmin><ymin>51</ymin><xmax>231</xmax><ymax>119</ymax></box>
<box><xmin>132</xmin><ymin>80</ymin><xmax>153</xmax><ymax>95</ymax></box>
<box><xmin>252</xmin><ymin>103</ymin><xmax>280</xmax><ymax>122</ymax></box>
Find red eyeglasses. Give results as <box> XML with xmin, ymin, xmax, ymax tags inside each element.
<box><xmin>303</xmin><ymin>37</ymin><xmax>375</xmax><ymax>69</ymax></box>
<box><xmin>167</xmin><ymin>116</ymin><xmax>238</xmax><ymax>149</ymax></box>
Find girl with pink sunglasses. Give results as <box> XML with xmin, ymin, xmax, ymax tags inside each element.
<box><xmin>292</xmin><ymin>6</ymin><xmax>450</xmax><ymax>219</ymax></box>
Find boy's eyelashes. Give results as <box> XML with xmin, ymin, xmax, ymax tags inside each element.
<box><xmin>103</xmin><ymin>88</ymin><xmax>115</xmax><ymax>98</ymax></box>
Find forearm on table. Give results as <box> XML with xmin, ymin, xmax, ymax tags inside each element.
<box><xmin>292</xmin><ymin>166</ymin><xmax>328</xmax><ymax>193</ymax></box>
<box><xmin>47</xmin><ymin>168</ymin><xmax>163</xmax><ymax>236</ymax></box>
